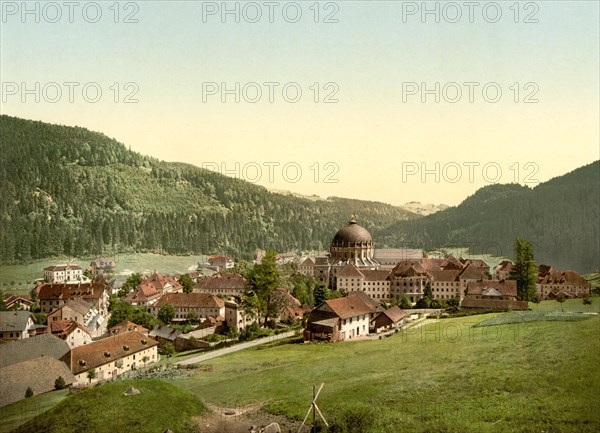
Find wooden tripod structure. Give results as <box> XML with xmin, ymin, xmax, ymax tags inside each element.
<box><xmin>298</xmin><ymin>383</ymin><xmax>329</xmax><ymax>433</ymax></box>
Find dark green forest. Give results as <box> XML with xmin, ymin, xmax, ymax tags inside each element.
<box><xmin>379</xmin><ymin>162</ymin><xmax>600</xmax><ymax>273</ymax></box>
<box><xmin>0</xmin><ymin>115</ymin><xmax>416</xmax><ymax>263</ymax></box>
<box><xmin>1</xmin><ymin>115</ymin><xmax>597</xmax><ymax>273</ymax></box>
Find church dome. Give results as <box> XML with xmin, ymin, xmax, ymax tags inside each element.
<box><xmin>331</xmin><ymin>217</ymin><xmax>372</xmax><ymax>246</ymax></box>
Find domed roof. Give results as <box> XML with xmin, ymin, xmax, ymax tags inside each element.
<box><xmin>331</xmin><ymin>216</ymin><xmax>372</xmax><ymax>245</ymax></box>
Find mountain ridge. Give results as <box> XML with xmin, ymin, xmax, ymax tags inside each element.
<box><xmin>1</xmin><ymin>115</ymin><xmax>597</xmax><ymax>273</ymax></box>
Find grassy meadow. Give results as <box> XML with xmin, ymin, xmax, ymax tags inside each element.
<box><xmin>167</xmin><ymin>314</ymin><xmax>600</xmax><ymax>433</ymax></box>
<box><xmin>0</xmin><ymin>389</ymin><xmax>69</xmax><ymax>433</ymax></box>
<box><xmin>0</xmin><ymin>253</ymin><xmax>208</xmax><ymax>295</ymax></box>
<box><xmin>10</xmin><ymin>380</ymin><xmax>205</xmax><ymax>433</ymax></box>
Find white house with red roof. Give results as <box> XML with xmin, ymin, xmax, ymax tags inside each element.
<box><xmin>304</xmin><ymin>294</ymin><xmax>375</xmax><ymax>342</ymax></box>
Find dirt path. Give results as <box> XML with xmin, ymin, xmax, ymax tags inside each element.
<box><xmin>178</xmin><ymin>331</ymin><xmax>296</xmax><ymax>366</ymax></box>
<box><xmin>195</xmin><ymin>402</ymin><xmax>303</xmax><ymax>433</ymax></box>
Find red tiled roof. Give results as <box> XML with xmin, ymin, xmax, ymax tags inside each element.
<box><xmin>537</xmin><ymin>268</ymin><xmax>590</xmax><ymax>286</ymax></box>
<box><xmin>379</xmin><ymin>306</ymin><xmax>408</xmax><ymax>323</ymax></box>
<box><xmin>50</xmin><ymin>320</ymin><xmax>89</xmax><ymax>338</ymax></box>
<box><xmin>459</xmin><ymin>263</ymin><xmax>486</xmax><ymax>280</ymax></box>
<box><xmin>299</xmin><ymin>257</ymin><xmax>315</xmax><ymax>267</ymax></box>
<box><xmin>154</xmin><ymin>292</ymin><xmax>225</xmax><ymax>309</ymax></box>
<box><xmin>108</xmin><ymin>320</ymin><xmax>149</xmax><ymax>335</ymax></box>
<box><xmin>43</xmin><ymin>264</ymin><xmax>82</xmax><ymax>272</ymax></box>
<box><xmin>141</xmin><ymin>272</ymin><xmax>183</xmax><ymax>292</ymax></box>
<box><xmin>466</xmin><ymin>280</ymin><xmax>517</xmax><ymax>297</ymax></box>
<box><xmin>429</xmin><ymin>270</ymin><xmax>461</xmax><ymax>282</ymax></box>
<box><xmin>194</xmin><ymin>273</ymin><xmax>246</xmax><ymax>291</ymax></box>
<box><xmin>390</xmin><ymin>261</ymin><xmax>428</xmax><ymax>278</ymax></box>
<box><xmin>273</xmin><ymin>288</ymin><xmax>302</xmax><ymax>308</ymax></box>
<box><xmin>322</xmin><ymin>296</ymin><xmax>374</xmax><ymax>320</ymax></box>
<box><xmin>362</xmin><ymin>269</ymin><xmax>391</xmax><ymax>281</ymax></box>
<box><xmin>123</xmin><ymin>283</ymin><xmax>161</xmax><ymax>303</ymax></box>
<box><xmin>337</xmin><ymin>262</ymin><xmax>365</xmax><ymax>278</ymax></box>
<box><xmin>38</xmin><ymin>282</ymin><xmax>107</xmax><ymax>301</ymax></box>
<box><xmin>62</xmin><ymin>331</ymin><xmax>158</xmax><ymax>375</ymax></box>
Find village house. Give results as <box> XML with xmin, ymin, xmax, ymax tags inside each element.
<box><xmin>49</xmin><ymin>320</ymin><xmax>93</xmax><ymax>348</ymax></box>
<box><xmin>371</xmin><ymin>306</ymin><xmax>408</xmax><ymax>333</ymax></box>
<box><xmin>108</xmin><ymin>320</ymin><xmax>149</xmax><ymax>337</ymax></box>
<box><xmin>461</xmin><ymin>280</ymin><xmax>528</xmax><ymax>311</ymax></box>
<box><xmin>208</xmin><ymin>255</ymin><xmax>235</xmax><ymax>270</ymax></box>
<box><xmin>148</xmin><ymin>325</ymin><xmax>182</xmax><ymax>348</ymax></box>
<box><xmin>494</xmin><ymin>260</ymin><xmax>514</xmax><ymax>280</ymax></box>
<box><xmin>298</xmin><ymin>257</ymin><xmax>315</xmax><ymax>276</ymax></box>
<box><xmin>304</xmin><ymin>294</ymin><xmax>375</xmax><ymax>342</ymax></box>
<box><xmin>2</xmin><ymin>294</ymin><xmax>33</xmax><ymax>311</ymax></box>
<box><xmin>272</xmin><ymin>288</ymin><xmax>310</xmax><ymax>323</ymax></box>
<box><xmin>123</xmin><ymin>282</ymin><xmax>162</xmax><ymax>307</ymax></box>
<box><xmin>123</xmin><ymin>271</ymin><xmax>183</xmax><ymax>308</ymax></box>
<box><xmin>151</xmin><ymin>292</ymin><xmax>225</xmax><ymax>322</ymax></box>
<box><xmin>37</xmin><ymin>277</ymin><xmax>110</xmax><ymax>317</ymax></box>
<box><xmin>536</xmin><ymin>265</ymin><xmax>591</xmax><ymax>300</ymax></box>
<box><xmin>224</xmin><ymin>301</ymin><xmax>257</xmax><ymax>330</ymax></box>
<box><xmin>87</xmin><ymin>257</ymin><xmax>116</xmax><ymax>276</ymax></box>
<box><xmin>0</xmin><ymin>357</ymin><xmax>76</xmax><ymax>407</ymax></box>
<box><xmin>0</xmin><ymin>311</ymin><xmax>38</xmax><ymax>341</ymax></box>
<box><xmin>61</xmin><ymin>331</ymin><xmax>159</xmax><ymax>385</ymax></box>
<box><xmin>193</xmin><ymin>273</ymin><xmax>246</xmax><ymax>297</ymax></box>
<box><xmin>47</xmin><ymin>298</ymin><xmax>106</xmax><ymax>338</ymax></box>
<box><xmin>43</xmin><ymin>264</ymin><xmax>85</xmax><ymax>283</ymax></box>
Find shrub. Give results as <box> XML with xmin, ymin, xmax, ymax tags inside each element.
<box><xmin>583</xmin><ymin>297</ymin><xmax>593</xmax><ymax>305</ymax></box>
<box><xmin>159</xmin><ymin>342</ymin><xmax>176</xmax><ymax>357</ymax></box>
<box><xmin>25</xmin><ymin>387</ymin><xmax>34</xmax><ymax>398</ymax></box>
<box><xmin>330</xmin><ymin>405</ymin><xmax>376</xmax><ymax>433</ymax></box>
<box><xmin>54</xmin><ymin>376</ymin><xmax>66</xmax><ymax>390</ymax></box>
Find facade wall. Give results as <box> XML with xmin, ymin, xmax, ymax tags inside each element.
<box><xmin>74</xmin><ymin>346</ymin><xmax>158</xmax><ymax>385</ymax></box>
<box><xmin>339</xmin><ymin>314</ymin><xmax>370</xmax><ymax>340</ymax></box>
<box><xmin>536</xmin><ymin>283</ymin><xmax>591</xmax><ymax>299</ymax></box>
<box><xmin>65</xmin><ymin>328</ymin><xmax>93</xmax><ymax>348</ymax></box>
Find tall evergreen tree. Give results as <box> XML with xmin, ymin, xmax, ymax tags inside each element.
<box><xmin>511</xmin><ymin>238</ymin><xmax>538</xmax><ymax>301</ymax></box>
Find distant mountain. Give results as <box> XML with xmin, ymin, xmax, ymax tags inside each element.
<box><xmin>400</xmin><ymin>201</ymin><xmax>449</xmax><ymax>216</ymax></box>
<box><xmin>377</xmin><ymin>162</ymin><xmax>600</xmax><ymax>273</ymax></box>
<box><xmin>0</xmin><ymin>115</ymin><xmax>418</xmax><ymax>264</ymax></box>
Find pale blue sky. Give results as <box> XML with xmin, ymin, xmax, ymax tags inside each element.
<box><xmin>1</xmin><ymin>1</ymin><xmax>598</xmax><ymax>205</ymax></box>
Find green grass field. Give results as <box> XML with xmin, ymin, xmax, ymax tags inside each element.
<box><xmin>9</xmin><ymin>380</ymin><xmax>206</xmax><ymax>433</ymax></box>
<box><xmin>167</xmin><ymin>314</ymin><xmax>600</xmax><ymax>433</ymax></box>
<box><xmin>529</xmin><ymin>297</ymin><xmax>600</xmax><ymax>313</ymax></box>
<box><xmin>0</xmin><ymin>389</ymin><xmax>69</xmax><ymax>433</ymax></box>
<box><xmin>0</xmin><ymin>253</ymin><xmax>208</xmax><ymax>295</ymax></box>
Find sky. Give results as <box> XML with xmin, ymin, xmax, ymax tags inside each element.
<box><xmin>1</xmin><ymin>0</ymin><xmax>599</xmax><ymax>206</ymax></box>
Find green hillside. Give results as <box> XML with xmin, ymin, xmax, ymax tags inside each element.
<box><xmin>377</xmin><ymin>162</ymin><xmax>600</xmax><ymax>273</ymax></box>
<box><xmin>11</xmin><ymin>379</ymin><xmax>205</xmax><ymax>433</ymax></box>
<box><xmin>0</xmin><ymin>115</ymin><xmax>417</xmax><ymax>264</ymax></box>
<box><xmin>166</xmin><ymin>313</ymin><xmax>599</xmax><ymax>433</ymax></box>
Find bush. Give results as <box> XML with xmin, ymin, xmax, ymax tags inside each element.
<box><xmin>583</xmin><ymin>297</ymin><xmax>593</xmax><ymax>305</ymax></box>
<box><xmin>159</xmin><ymin>342</ymin><xmax>176</xmax><ymax>357</ymax></box>
<box><xmin>54</xmin><ymin>376</ymin><xmax>66</xmax><ymax>390</ymax></box>
<box><xmin>25</xmin><ymin>387</ymin><xmax>34</xmax><ymax>398</ymax></box>
<box><xmin>330</xmin><ymin>405</ymin><xmax>376</xmax><ymax>433</ymax></box>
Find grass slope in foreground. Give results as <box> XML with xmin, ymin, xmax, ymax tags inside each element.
<box><xmin>11</xmin><ymin>379</ymin><xmax>206</xmax><ymax>433</ymax></box>
<box><xmin>169</xmin><ymin>315</ymin><xmax>600</xmax><ymax>433</ymax></box>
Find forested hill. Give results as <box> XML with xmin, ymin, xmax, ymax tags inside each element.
<box><xmin>377</xmin><ymin>161</ymin><xmax>600</xmax><ymax>273</ymax></box>
<box><xmin>0</xmin><ymin>115</ymin><xmax>418</xmax><ymax>263</ymax></box>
